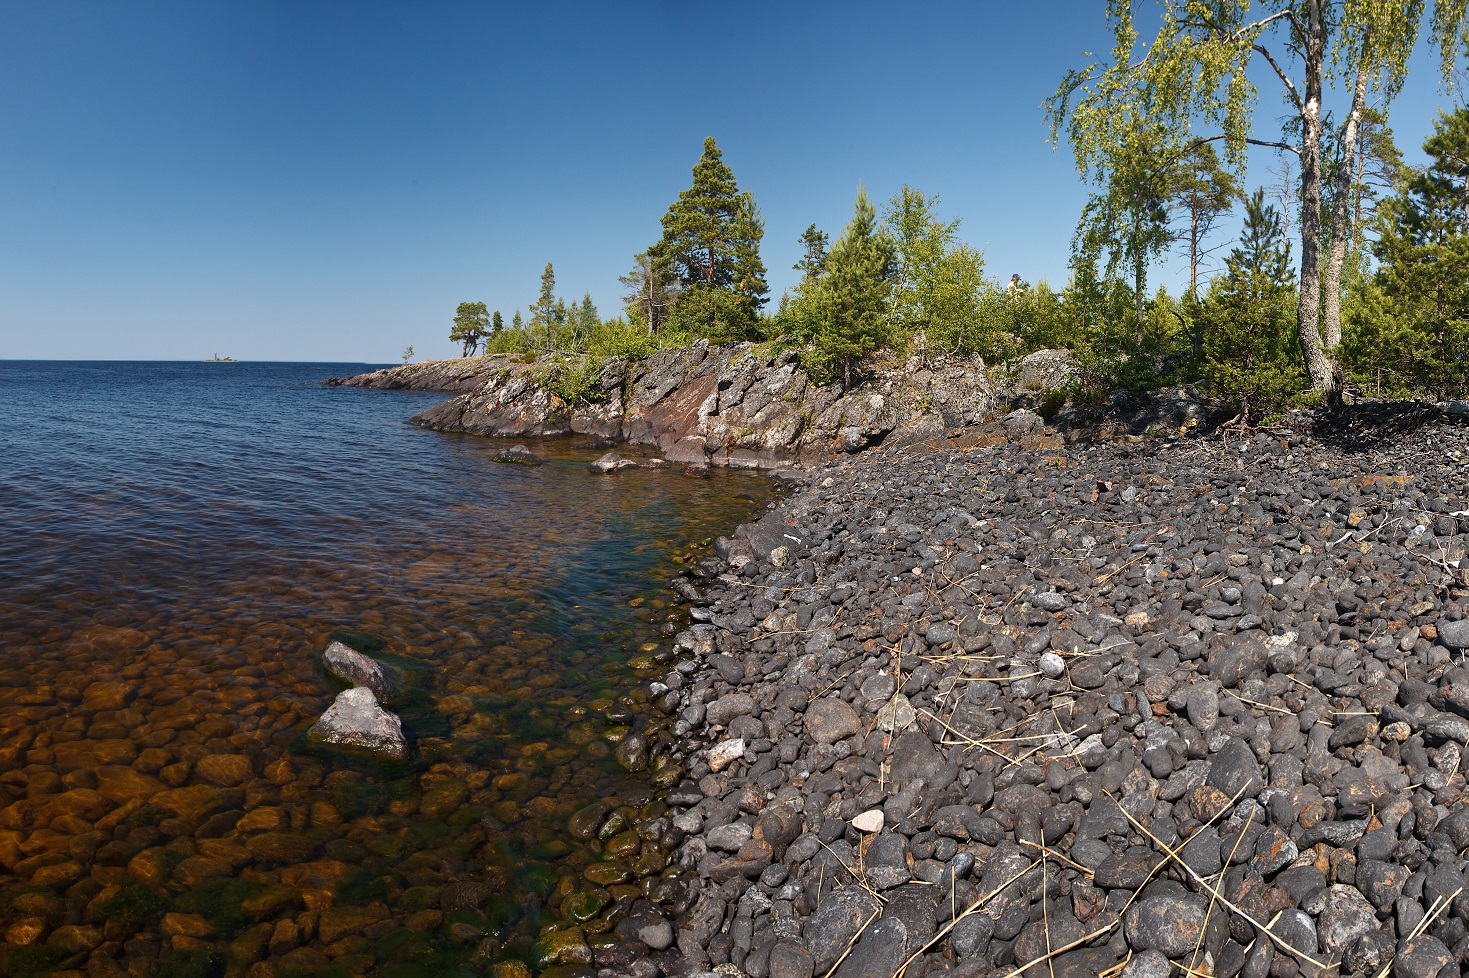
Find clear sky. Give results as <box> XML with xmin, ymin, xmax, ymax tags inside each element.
<box><xmin>1</xmin><ymin>2</ymin><xmax>1464</xmax><ymax>362</ymax></box>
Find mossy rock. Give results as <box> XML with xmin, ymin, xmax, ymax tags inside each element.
<box><xmin>561</xmin><ymin>886</ymin><xmax>611</xmax><ymax>923</ymax></box>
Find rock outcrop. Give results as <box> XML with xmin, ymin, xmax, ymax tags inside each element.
<box><xmin>331</xmin><ymin>343</ymin><xmax>1000</xmax><ymax>469</ymax></box>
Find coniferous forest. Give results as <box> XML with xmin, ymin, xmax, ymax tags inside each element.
<box><xmin>448</xmin><ymin>3</ymin><xmax>1469</xmax><ymax>427</ymax></box>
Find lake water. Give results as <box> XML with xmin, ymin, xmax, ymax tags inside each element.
<box><xmin>0</xmin><ymin>361</ymin><xmax>773</xmax><ymax>976</ymax></box>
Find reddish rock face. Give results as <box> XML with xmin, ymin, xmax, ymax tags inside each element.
<box><xmin>347</xmin><ymin>342</ymin><xmax>1001</xmax><ymax>469</ymax></box>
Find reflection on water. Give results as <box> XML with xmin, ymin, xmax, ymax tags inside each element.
<box><xmin>0</xmin><ymin>362</ymin><xmax>771</xmax><ymax>975</ymax></box>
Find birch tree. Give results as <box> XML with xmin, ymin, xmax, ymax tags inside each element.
<box><xmin>1048</xmin><ymin>0</ymin><xmax>1469</xmax><ymax>399</ymax></box>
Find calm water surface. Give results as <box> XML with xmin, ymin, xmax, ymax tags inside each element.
<box><xmin>0</xmin><ymin>361</ymin><xmax>772</xmax><ymax>976</ymax></box>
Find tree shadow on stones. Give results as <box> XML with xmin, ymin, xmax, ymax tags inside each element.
<box><xmin>1306</xmin><ymin>402</ymin><xmax>1466</xmax><ymax>455</ymax></box>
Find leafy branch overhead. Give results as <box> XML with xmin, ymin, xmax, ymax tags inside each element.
<box><xmin>1047</xmin><ymin>0</ymin><xmax>1469</xmax><ymax>399</ymax></box>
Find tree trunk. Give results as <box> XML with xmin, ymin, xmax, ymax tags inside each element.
<box><xmin>1323</xmin><ymin>62</ymin><xmax>1368</xmax><ymax>351</ymax></box>
<box><xmin>1134</xmin><ymin>237</ymin><xmax>1146</xmax><ymax>344</ymax></box>
<box><xmin>1354</xmin><ymin>129</ymin><xmax>1366</xmax><ymax>256</ymax></box>
<box><xmin>1297</xmin><ymin>0</ymin><xmax>1340</xmax><ymax>399</ymax></box>
<box><xmin>1190</xmin><ymin>193</ymin><xmax>1203</xmax><ymax>358</ymax></box>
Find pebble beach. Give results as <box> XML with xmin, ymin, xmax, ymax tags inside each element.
<box><xmin>597</xmin><ymin>405</ymin><xmax>1469</xmax><ymax>978</ymax></box>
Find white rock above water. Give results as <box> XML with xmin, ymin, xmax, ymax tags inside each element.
<box><xmin>310</xmin><ymin>687</ymin><xmax>407</xmax><ymax>757</ymax></box>
<box><xmin>323</xmin><ymin>640</ymin><xmax>402</xmax><ymax>702</ymax></box>
<box><xmin>589</xmin><ymin>452</ymin><xmax>637</xmax><ymax>474</ymax></box>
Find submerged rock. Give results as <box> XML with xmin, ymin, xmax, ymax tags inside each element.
<box><xmin>309</xmin><ymin>687</ymin><xmax>407</xmax><ymax>758</ymax></box>
<box><xmin>493</xmin><ymin>444</ymin><xmax>544</xmax><ymax>465</ymax></box>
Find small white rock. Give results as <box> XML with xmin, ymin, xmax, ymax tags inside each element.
<box><xmin>707</xmin><ymin>738</ymin><xmax>746</xmax><ymax>772</ymax></box>
<box><xmin>1038</xmin><ymin>652</ymin><xmax>1066</xmax><ymax>679</ymax></box>
<box><xmin>852</xmin><ymin>809</ymin><xmax>884</xmax><ymax>833</ymax></box>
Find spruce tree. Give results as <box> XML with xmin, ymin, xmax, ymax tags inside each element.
<box><xmin>1364</xmin><ymin>107</ymin><xmax>1469</xmax><ymax>396</ymax></box>
<box><xmin>808</xmin><ymin>188</ymin><xmax>895</xmax><ymax>389</ymax></box>
<box><xmin>1200</xmin><ymin>189</ymin><xmax>1302</xmax><ymax>423</ymax></box>
<box><xmin>530</xmin><ymin>263</ymin><xmax>559</xmax><ymax>350</ymax></box>
<box><xmin>654</xmin><ymin>137</ymin><xmax>767</xmax><ymax>339</ymax></box>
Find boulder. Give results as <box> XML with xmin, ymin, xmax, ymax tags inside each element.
<box><xmin>309</xmin><ymin>687</ymin><xmax>407</xmax><ymax>758</ymax></box>
<box><xmin>1017</xmin><ymin>348</ymin><xmax>1079</xmax><ymax>393</ymax></box>
<box><xmin>589</xmin><ymin>452</ymin><xmax>637</xmax><ymax>474</ymax></box>
<box><xmin>322</xmin><ymin>640</ymin><xmax>401</xmax><ymax>702</ymax></box>
<box><xmin>493</xmin><ymin>444</ymin><xmax>544</xmax><ymax>465</ymax></box>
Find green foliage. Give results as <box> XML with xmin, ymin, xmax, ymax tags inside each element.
<box><xmin>796</xmin><ymin>187</ymin><xmax>896</xmax><ymax>387</ymax></box>
<box><xmin>449</xmin><ymin>301</ymin><xmax>489</xmax><ymax>357</ymax></box>
<box><xmin>586</xmin><ymin>316</ymin><xmax>659</xmax><ymax>362</ymax></box>
<box><xmin>795</xmin><ymin>224</ymin><xmax>829</xmax><ymax>281</ymax></box>
<box><xmin>529</xmin><ymin>262</ymin><xmax>561</xmax><ymax>349</ymax></box>
<box><xmin>538</xmin><ymin>355</ymin><xmax>608</xmax><ymax>409</ymax></box>
<box><xmin>1072</xmin><ymin>123</ymin><xmax>1180</xmax><ymax>332</ymax></box>
<box><xmin>880</xmin><ymin>186</ymin><xmax>1012</xmax><ymax>360</ymax></box>
<box><xmin>1200</xmin><ymin>189</ymin><xmax>1303</xmax><ymax>422</ymax></box>
<box><xmin>653</xmin><ymin>137</ymin><xmax>767</xmax><ymax>339</ymax></box>
<box><xmin>1047</xmin><ymin>0</ymin><xmax>1469</xmax><ymax>396</ymax></box>
<box><xmin>619</xmin><ymin>249</ymin><xmax>681</xmax><ymax>336</ymax></box>
<box><xmin>400</xmin><ymin>345</ymin><xmax>413</xmax><ymax>366</ymax></box>
<box><xmin>1355</xmin><ymin>105</ymin><xmax>1469</xmax><ymax>397</ymax></box>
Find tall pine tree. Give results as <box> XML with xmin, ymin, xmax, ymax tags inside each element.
<box><xmin>530</xmin><ymin>262</ymin><xmax>561</xmax><ymax>350</ymax></box>
<box><xmin>653</xmin><ymin>137</ymin><xmax>767</xmax><ymax>339</ymax></box>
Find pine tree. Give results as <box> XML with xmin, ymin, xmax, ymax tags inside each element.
<box><xmin>449</xmin><ymin>301</ymin><xmax>490</xmax><ymax>357</ymax></box>
<box><xmin>654</xmin><ymin>137</ymin><xmax>767</xmax><ymax>339</ymax></box>
<box><xmin>491</xmin><ymin>310</ymin><xmax>504</xmax><ymax>335</ymax></box>
<box><xmin>530</xmin><ymin>263</ymin><xmax>559</xmax><ymax>350</ymax></box>
<box><xmin>807</xmin><ymin>188</ymin><xmax>896</xmax><ymax>389</ymax></box>
<box><xmin>1200</xmin><ymin>189</ymin><xmax>1302</xmax><ymax>423</ymax></box>
<box><xmin>1363</xmin><ymin>107</ymin><xmax>1469</xmax><ymax>396</ymax></box>
<box><xmin>794</xmin><ymin>224</ymin><xmax>829</xmax><ymax>281</ymax></box>
<box><xmin>619</xmin><ymin>250</ymin><xmax>681</xmax><ymax>336</ymax></box>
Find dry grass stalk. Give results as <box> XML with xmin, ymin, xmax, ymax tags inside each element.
<box><xmin>997</xmin><ymin>922</ymin><xmax>1120</xmax><ymax>978</ymax></box>
<box><xmin>1229</xmin><ymin>691</ymin><xmax>1293</xmax><ymax>715</ymax></box>
<box><xmin>1094</xmin><ymin>553</ymin><xmax>1147</xmax><ymax>584</ymax></box>
<box><xmin>816</xmin><ymin>837</ymin><xmax>888</xmax><ymax>907</ymax></box>
<box><xmin>1372</xmin><ymin>885</ymin><xmax>1462</xmax><ymax>978</ymax></box>
<box><xmin>1189</xmin><ymin>806</ymin><xmax>1255</xmax><ymax>976</ymax></box>
<box><xmin>821</xmin><ymin>907</ymin><xmax>880</xmax><ymax>978</ymax></box>
<box><xmin>893</xmin><ymin>858</ymin><xmax>1043</xmax><ymax>978</ymax></box>
<box><xmin>1109</xmin><ymin>793</ymin><xmax>1330</xmax><ymax>970</ymax></box>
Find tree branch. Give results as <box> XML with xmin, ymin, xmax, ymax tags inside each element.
<box><xmin>1180</xmin><ymin>8</ymin><xmax>1296</xmax><ymax>45</ymax></box>
<box><xmin>1254</xmin><ymin>43</ymin><xmax>1303</xmax><ymax>112</ymax></box>
<box><xmin>1247</xmin><ymin>137</ymin><xmax>1301</xmax><ymax>157</ymax></box>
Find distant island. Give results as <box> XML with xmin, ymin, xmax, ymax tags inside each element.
<box><xmin>205</xmin><ymin>354</ymin><xmax>237</xmax><ymax>362</ymax></box>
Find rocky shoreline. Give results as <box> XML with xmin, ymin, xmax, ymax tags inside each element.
<box><xmin>597</xmin><ymin>403</ymin><xmax>1469</xmax><ymax>978</ymax></box>
<box><xmin>328</xmin><ymin>344</ymin><xmax>1008</xmax><ymax>470</ymax></box>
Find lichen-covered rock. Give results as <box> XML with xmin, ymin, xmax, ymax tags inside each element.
<box><xmin>337</xmin><ymin>343</ymin><xmax>998</xmax><ymax>470</ymax></box>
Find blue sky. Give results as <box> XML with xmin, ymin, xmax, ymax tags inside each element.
<box><xmin>1</xmin><ymin>2</ymin><xmax>1464</xmax><ymax>362</ymax></box>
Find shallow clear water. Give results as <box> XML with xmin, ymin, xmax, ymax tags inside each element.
<box><xmin>0</xmin><ymin>361</ymin><xmax>771</xmax><ymax>975</ymax></box>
